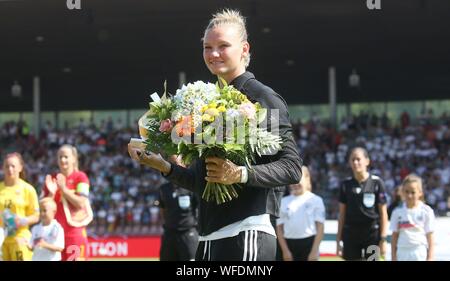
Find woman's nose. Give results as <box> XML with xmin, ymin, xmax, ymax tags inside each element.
<box><xmin>210</xmin><ymin>49</ymin><xmax>220</xmax><ymax>57</ymax></box>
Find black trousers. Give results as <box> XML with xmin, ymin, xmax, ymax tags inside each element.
<box><xmin>342</xmin><ymin>224</ymin><xmax>380</xmax><ymax>261</ymax></box>
<box><xmin>196</xmin><ymin>230</ymin><xmax>276</xmax><ymax>261</ymax></box>
<box><xmin>285</xmin><ymin>235</ymin><xmax>315</xmax><ymax>261</ymax></box>
<box><xmin>160</xmin><ymin>228</ymin><xmax>199</xmax><ymax>261</ymax></box>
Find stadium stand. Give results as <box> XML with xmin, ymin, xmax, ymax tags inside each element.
<box><xmin>1</xmin><ymin>111</ymin><xmax>449</xmax><ymax>236</ymax></box>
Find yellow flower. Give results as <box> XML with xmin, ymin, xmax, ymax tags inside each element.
<box><xmin>202</xmin><ymin>114</ymin><xmax>214</xmax><ymax>122</ymax></box>
<box><xmin>238</xmin><ymin>94</ymin><xmax>247</xmax><ymax>102</ymax></box>
<box><xmin>201</xmin><ymin>105</ymin><xmax>209</xmax><ymax>113</ymax></box>
<box><xmin>208</xmin><ymin>102</ymin><xmax>217</xmax><ymax>109</ymax></box>
<box><xmin>217</xmin><ymin>106</ymin><xmax>226</xmax><ymax>113</ymax></box>
<box><xmin>205</xmin><ymin>108</ymin><xmax>219</xmax><ymax>117</ymax></box>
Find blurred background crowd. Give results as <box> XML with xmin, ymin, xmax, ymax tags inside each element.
<box><xmin>1</xmin><ymin>110</ymin><xmax>449</xmax><ymax>236</ymax></box>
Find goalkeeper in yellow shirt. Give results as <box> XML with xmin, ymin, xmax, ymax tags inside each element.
<box><xmin>0</xmin><ymin>152</ymin><xmax>40</xmax><ymax>261</ymax></box>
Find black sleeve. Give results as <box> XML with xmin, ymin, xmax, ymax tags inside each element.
<box><xmin>192</xmin><ymin>193</ymin><xmax>199</xmax><ymax>227</ymax></box>
<box><xmin>244</xmin><ymin>82</ymin><xmax>302</xmax><ymax>188</ymax></box>
<box><xmin>191</xmin><ymin>192</ymin><xmax>198</xmax><ymax>213</ymax></box>
<box><xmin>163</xmin><ymin>161</ymin><xmax>199</xmax><ymax>193</ymax></box>
<box><xmin>158</xmin><ymin>186</ymin><xmax>165</xmax><ymax>209</ymax></box>
<box><xmin>376</xmin><ymin>179</ymin><xmax>388</xmax><ymax>205</ymax></box>
<box><xmin>339</xmin><ymin>181</ymin><xmax>347</xmax><ymax>204</ymax></box>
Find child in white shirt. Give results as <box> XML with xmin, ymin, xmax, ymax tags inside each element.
<box><xmin>276</xmin><ymin>166</ymin><xmax>325</xmax><ymax>261</ymax></box>
<box><xmin>390</xmin><ymin>174</ymin><xmax>435</xmax><ymax>261</ymax></box>
<box><xmin>29</xmin><ymin>198</ymin><xmax>65</xmax><ymax>261</ymax></box>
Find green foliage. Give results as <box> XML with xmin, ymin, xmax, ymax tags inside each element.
<box><xmin>140</xmin><ymin>79</ymin><xmax>282</xmax><ymax>204</ymax></box>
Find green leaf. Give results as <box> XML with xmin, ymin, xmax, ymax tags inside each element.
<box><xmin>223</xmin><ymin>143</ymin><xmax>244</xmax><ymax>152</ymax></box>
<box><xmin>217</xmin><ymin>76</ymin><xmax>228</xmax><ymax>89</ymax></box>
<box><xmin>257</xmin><ymin>108</ymin><xmax>268</xmax><ymax>124</ymax></box>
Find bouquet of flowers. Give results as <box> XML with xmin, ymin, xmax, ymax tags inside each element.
<box><xmin>137</xmin><ymin>78</ymin><xmax>282</xmax><ymax>204</ymax></box>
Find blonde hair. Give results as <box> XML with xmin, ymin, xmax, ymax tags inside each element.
<box><xmin>39</xmin><ymin>197</ymin><xmax>57</xmax><ymax>212</ymax></box>
<box><xmin>203</xmin><ymin>9</ymin><xmax>251</xmax><ymax>67</ymax></box>
<box><xmin>401</xmin><ymin>173</ymin><xmax>425</xmax><ymax>201</ymax></box>
<box><xmin>58</xmin><ymin>144</ymin><xmax>79</xmax><ymax>171</ymax></box>
<box><xmin>300</xmin><ymin>165</ymin><xmax>312</xmax><ymax>191</ymax></box>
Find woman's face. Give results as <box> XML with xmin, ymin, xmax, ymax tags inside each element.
<box><xmin>203</xmin><ymin>24</ymin><xmax>249</xmax><ymax>83</ymax></box>
<box><xmin>349</xmin><ymin>149</ymin><xmax>370</xmax><ymax>174</ymax></box>
<box><xmin>3</xmin><ymin>156</ymin><xmax>22</xmax><ymax>180</ymax></box>
<box><xmin>58</xmin><ymin>147</ymin><xmax>75</xmax><ymax>173</ymax></box>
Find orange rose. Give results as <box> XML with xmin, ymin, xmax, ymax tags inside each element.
<box><xmin>175</xmin><ymin>115</ymin><xmax>194</xmax><ymax>137</ymax></box>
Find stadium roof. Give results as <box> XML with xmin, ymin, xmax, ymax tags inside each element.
<box><xmin>0</xmin><ymin>0</ymin><xmax>449</xmax><ymax>111</ymax></box>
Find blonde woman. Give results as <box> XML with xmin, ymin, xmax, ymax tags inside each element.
<box><xmin>42</xmin><ymin>144</ymin><xmax>93</xmax><ymax>261</ymax></box>
<box><xmin>128</xmin><ymin>9</ymin><xmax>302</xmax><ymax>260</ymax></box>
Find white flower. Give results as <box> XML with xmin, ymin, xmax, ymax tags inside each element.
<box><xmin>174</xmin><ymin>81</ymin><xmax>219</xmax><ymax>114</ymax></box>
<box><xmin>225</xmin><ymin>109</ymin><xmax>240</xmax><ymax>118</ymax></box>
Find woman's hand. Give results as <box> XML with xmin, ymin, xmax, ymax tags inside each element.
<box><xmin>56</xmin><ymin>173</ymin><xmax>67</xmax><ymax>191</ymax></box>
<box><xmin>127</xmin><ymin>144</ymin><xmax>171</xmax><ymax>174</ymax></box>
<box><xmin>45</xmin><ymin>175</ymin><xmax>57</xmax><ymax>196</ymax></box>
<box><xmin>205</xmin><ymin>157</ymin><xmax>241</xmax><ymax>185</ymax></box>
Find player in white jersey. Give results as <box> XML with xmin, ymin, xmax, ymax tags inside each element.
<box><xmin>276</xmin><ymin>166</ymin><xmax>325</xmax><ymax>261</ymax></box>
<box><xmin>28</xmin><ymin>198</ymin><xmax>65</xmax><ymax>261</ymax></box>
<box><xmin>390</xmin><ymin>174</ymin><xmax>435</xmax><ymax>261</ymax></box>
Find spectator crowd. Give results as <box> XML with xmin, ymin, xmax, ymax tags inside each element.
<box><xmin>1</xmin><ymin>110</ymin><xmax>449</xmax><ymax>236</ymax></box>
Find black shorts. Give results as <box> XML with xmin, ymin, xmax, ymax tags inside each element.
<box><xmin>160</xmin><ymin>228</ymin><xmax>199</xmax><ymax>261</ymax></box>
<box><xmin>196</xmin><ymin>230</ymin><xmax>276</xmax><ymax>261</ymax></box>
<box><xmin>342</xmin><ymin>224</ymin><xmax>380</xmax><ymax>261</ymax></box>
<box><xmin>285</xmin><ymin>235</ymin><xmax>315</xmax><ymax>261</ymax></box>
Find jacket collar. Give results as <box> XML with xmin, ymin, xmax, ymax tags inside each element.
<box><xmin>229</xmin><ymin>71</ymin><xmax>255</xmax><ymax>91</ymax></box>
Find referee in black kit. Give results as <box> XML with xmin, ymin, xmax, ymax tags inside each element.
<box><xmin>336</xmin><ymin>147</ymin><xmax>389</xmax><ymax>261</ymax></box>
<box><xmin>158</xmin><ymin>156</ymin><xmax>199</xmax><ymax>261</ymax></box>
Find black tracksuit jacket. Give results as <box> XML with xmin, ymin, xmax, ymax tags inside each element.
<box><xmin>165</xmin><ymin>71</ymin><xmax>302</xmax><ymax>236</ymax></box>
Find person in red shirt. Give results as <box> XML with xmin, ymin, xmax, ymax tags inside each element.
<box><xmin>41</xmin><ymin>144</ymin><xmax>93</xmax><ymax>261</ymax></box>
